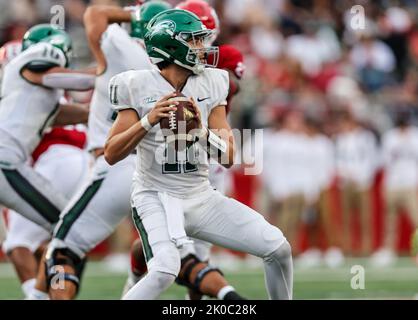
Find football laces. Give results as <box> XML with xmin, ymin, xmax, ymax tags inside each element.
<box><xmin>168</xmin><ymin>109</ymin><xmax>177</xmax><ymax>130</ymax></box>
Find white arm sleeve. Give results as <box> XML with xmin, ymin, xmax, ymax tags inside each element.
<box><xmin>42</xmin><ymin>72</ymin><xmax>95</xmax><ymax>91</ymax></box>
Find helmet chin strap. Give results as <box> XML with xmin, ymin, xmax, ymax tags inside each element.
<box><xmin>174</xmin><ymin>59</ymin><xmax>204</xmax><ymax>75</ymax></box>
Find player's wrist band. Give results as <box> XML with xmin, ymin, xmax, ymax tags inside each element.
<box><xmin>207</xmin><ymin>129</ymin><xmax>227</xmax><ymax>154</ymax></box>
<box><xmin>196</xmin><ymin>126</ymin><xmax>227</xmax><ymax>154</ymax></box>
<box><xmin>141</xmin><ymin>114</ymin><xmax>153</xmax><ymax>132</ymax></box>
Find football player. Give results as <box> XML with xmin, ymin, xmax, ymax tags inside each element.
<box><xmin>0</xmin><ymin>24</ymin><xmax>94</xmax><ymax>231</ymax></box>
<box><xmin>0</xmin><ymin>39</ymin><xmax>91</xmax><ymax>299</ymax></box>
<box><xmin>106</xmin><ymin>9</ymin><xmax>293</xmax><ymax>300</ymax></box>
<box><xmin>123</xmin><ymin>0</ymin><xmax>247</xmax><ymax>300</ymax></box>
<box><xmin>2</xmin><ymin>124</ymin><xmax>90</xmax><ymax>300</ymax></box>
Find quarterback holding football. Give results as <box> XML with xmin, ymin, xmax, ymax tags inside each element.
<box><xmin>105</xmin><ymin>8</ymin><xmax>293</xmax><ymax>300</ymax></box>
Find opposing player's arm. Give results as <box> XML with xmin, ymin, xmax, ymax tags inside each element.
<box><xmin>83</xmin><ymin>5</ymin><xmax>132</xmax><ymax>74</ymax></box>
<box><xmin>21</xmin><ymin>66</ymin><xmax>96</xmax><ymax>91</ymax></box>
<box><xmin>53</xmin><ymin>103</ymin><xmax>89</xmax><ymax>126</ymax></box>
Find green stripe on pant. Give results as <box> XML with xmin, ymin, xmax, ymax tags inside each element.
<box><xmin>2</xmin><ymin>168</ymin><xmax>60</xmax><ymax>223</ymax></box>
<box><xmin>132</xmin><ymin>207</ymin><xmax>154</xmax><ymax>262</ymax></box>
<box><xmin>55</xmin><ymin>178</ymin><xmax>105</xmax><ymax>240</ymax></box>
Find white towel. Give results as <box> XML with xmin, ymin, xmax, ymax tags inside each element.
<box><xmin>158</xmin><ymin>192</ymin><xmax>193</xmax><ymax>248</ymax></box>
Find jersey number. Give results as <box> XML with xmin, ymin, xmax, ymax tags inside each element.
<box><xmin>109</xmin><ymin>84</ymin><xmax>119</xmax><ymax>105</ymax></box>
<box><xmin>108</xmin><ymin>84</ymin><xmax>119</xmax><ymax>123</ymax></box>
<box><xmin>42</xmin><ymin>46</ymin><xmax>61</xmax><ymax>61</ymax></box>
<box><xmin>162</xmin><ymin>140</ymin><xmax>198</xmax><ymax>174</ymax></box>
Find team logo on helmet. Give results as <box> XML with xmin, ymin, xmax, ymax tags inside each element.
<box><xmin>148</xmin><ymin>20</ymin><xmax>176</xmax><ymax>39</ymax></box>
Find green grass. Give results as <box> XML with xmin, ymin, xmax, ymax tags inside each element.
<box><xmin>1</xmin><ymin>258</ymin><xmax>418</xmax><ymax>300</ymax></box>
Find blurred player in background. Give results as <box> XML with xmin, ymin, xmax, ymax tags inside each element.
<box><xmin>296</xmin><ymin>115</ymin><xmax>341</xmax><ymax>268</ymax></box>
<box><xmin>2</xmin><ymin>123</ymin><xmax>90</xmax><ymax>300</ymax></box>
<box><xmin>0</xmin><ymin>24</ymin><xmax>94</xmax><ymax>231</ymax></box>
<box><xmin>0</xmin><ymin>39</ymin><xmax>91</xmax><ymax>299</ymax></box>
<box><xmin>372</xmin><ymin>109</ymin><xmax>418</xmax><ymax>267</ymax></box>
<box><xmin>334</xmin><ymin>110</ymin><xmax>379</xmax><ymax>256</ymax></box>
<box><xmin>0</xmin><ymin>24</ymin><xmax>93</xmax><ymax>291</ymax></box>
<box><xmin>262</xmin><ymin>109</ymin><xmax>307</xmax><ymax>254</ymax></box>
<box><xmin>0</xmin><ymin>39</ymin><xmax>12</xmax><ymax>246</ymax></box>
<box><xmin>124</xmin><ymin>0</ymin><xmax>248</xmax><ymax>300</ymax></box>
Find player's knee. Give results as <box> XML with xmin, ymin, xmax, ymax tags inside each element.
<box><xmin>150</xmin><ymin>246</ymin><xmax>181</xmax><ymax>277</ymax></box>
<box><xmin>257</xmin><ymin>223</ymin><xmax>289</xmax><ymax>259</ymax></box>
<box><xmin>265</xmin><ymin>240</ymin><xmax>292</xmax><ymax>262</ymax></box>
<box><xmin>149</xmin><ymin>270</ymin><xmax>177</xmax><ymax>290</ymax></box>
<box><xmin>278</xmin><ymin>240</ymin><xmax>292</xmax><ymax>258</ymax></box>
<box><xmin>144</xmin><ymin>245</ymin><xmax>180</xmax><ymax>291</ymax></box>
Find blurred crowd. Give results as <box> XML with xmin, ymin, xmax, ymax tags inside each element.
<box><xmin>1</xmin><ymin>0</ymin><xmax>418</xmax><ymax>268</ymax></box>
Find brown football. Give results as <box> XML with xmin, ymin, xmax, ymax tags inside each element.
<box><xmin>160</xmin><ymin>92</ymin><xmax>199</xmax><ymax>149</ymax></box>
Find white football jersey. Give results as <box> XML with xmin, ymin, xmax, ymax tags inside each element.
<box><xmin>110</xmin><ymin>68</ymin><xmax>229</xmax><ymax>197</ymax></box>
<box><xmin>262</xmin><ymin>130</ymin><xmax>308</xmax><ymax>199</ymax></box>
<box><xmin>87</xmin><ymin>24</ymin><xmax>152</xmax><ymax>151</ymax></box>
<box><xmin>303</xmin><ymin>134</ymin><xmax>335</xmax><ymax>201</ymax></box>
<box><xmin>382</xmin><ymin>127</ymin><xmax>418</xmax><ymax>190</ymax></box>
<box><xmin>335</xmin><ymin>128</ymin><xmax>379</xmax><ymax>188</ymax></box>
<box><xmin>0</xmin><ymin>42</ymin><xmax>66</xmax><ymax>164</ymax></box>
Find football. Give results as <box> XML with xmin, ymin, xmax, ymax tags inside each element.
<box><xmin>160</xmin><ymin>92</ymin><xmax>200</xmax><ymax>149</ymax></box>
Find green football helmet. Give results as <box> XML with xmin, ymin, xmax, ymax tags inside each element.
<box><xmin>22</xmin><ymin>24</ymin><xmax>73</xmax><ymax>67</ymax></box>
<box><xmin>144</xmin><ymin>9</ymin><xmax>219</xmax><ymax>74</ymax></box>
<box><xmin>131</xmin><ymin>1</ymin><xmax>172</xmax><ymax>40</ymax></box>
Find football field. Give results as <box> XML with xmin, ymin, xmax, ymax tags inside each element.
<box><xmin>0</xmin><ymin>257</ymin><xmax>418</xmax><ymax>300</ymax></box>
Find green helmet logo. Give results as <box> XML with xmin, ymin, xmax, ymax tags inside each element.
<box><xmin>22</xmin><ymin>24</ymin><xmax>73</xmax><ymax>67</ymax></box>
<box><xmin>144</xmin><ymin>9</ymin><xmax>219</xmax><ymax>74</ymax></box>
<box><xmin>131</xmin><ymin>1</ymin><xmax>172</xmax><ymax>40</ymax></box>
<box><xmin>148</xmin><ymin>20</ymin><xmax>176</xmax><ymax>39</ymax></box>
